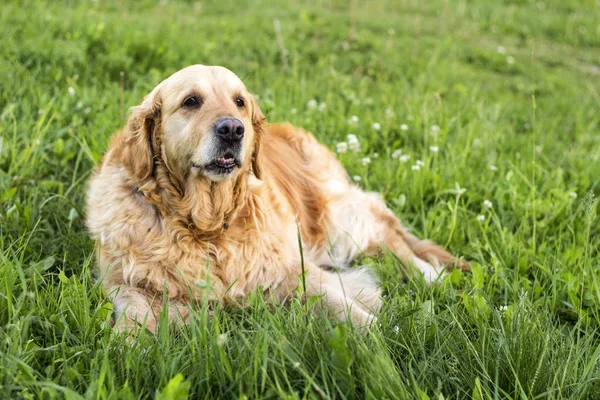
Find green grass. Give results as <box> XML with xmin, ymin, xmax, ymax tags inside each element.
<box><xmin>1</xmin><ymin>0</ymin><xmax>599</xmax><ymax>398</ymax></box>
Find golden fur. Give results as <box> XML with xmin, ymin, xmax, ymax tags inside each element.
<box><xmin>86</xmin><ymin>65</ymin><xmax>468</xmax><ymax>332</ymax></box>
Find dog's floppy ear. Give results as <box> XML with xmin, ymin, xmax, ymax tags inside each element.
<box><xmin>249</xmin><ymin>94</ymin><xmax>266</xmax><ymax>180</ymax></box>
<box><xmin>121</xmin><ymin>87</ymin><xmax>162</xmax><ymax>187</ymax></box>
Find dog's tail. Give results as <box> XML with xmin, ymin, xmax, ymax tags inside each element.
<box><xmin>399</xmin><ymin>228</ymin><xmax>470</xmax><ymax>272</ymax></box>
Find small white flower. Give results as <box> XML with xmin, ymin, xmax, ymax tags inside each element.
<box><xmin>507</xmin><ymin>56</ymin><xmax>515</xmax><ymax>65</ymax></box>
<box><xmin>84</xmin><ymin>107</ymin><xmax>91</xmax><ymax>114</ymax></box>
<box><xmin>68</xmin><ymin>87</ymin><xmax>76</xmax><ymax>96</ymax></box>
<box><xmin>347</xmin><ymin>134</ymin><xmax>360</xmax><ymax>152</ymax></box>
<box><xmin>373</xmin><ymin>152</ymin><xmax>379</xmax><ymax>158</ymax></box>
<box><xmin>391</xmin><ymin>149</ymin><xmax>402</xmax><ymax>159</ymax></box>
<box><xmin>416</xmin><ymin>160</ymin><xmax>425</xmax><ymax>167</ymax></box>
<box><xmin>372</xmin><ymin>122</ymin><xmax>381</xmax><ymax>131</ymax></box>
<box><xmin>411</xmin><ymin>164</ymin><xmax>420</xmax><ymax>171</ymax></box>
<box><xmin>318</xmin><ymin>102</ymin><xmax>327</xmax><ymax>112</ymax></box>
<box><xmin>497</xmin><ymin>45</ymin><xmax>506</xmax><ymax>54</ymax></box>
<box><xmin>216</xmin><ymin>333</ymin><xmax>228</xmax><ymax>346</ymax></box>
<box><xmin>361</xmin><ymin>157</ymin><xmax>371</xmax><ymax>166</ymax></box>
<box><xmin>76</xmin><ymin>101</ymin><xmax>83</xmax><ymax>110</ymax></box>
<box><xmin>476</xmin><ymin>214</ymin><xmax>486</xmax><ymax>222</ymax></box>
<box><xmin>431</xmin><ymin>125</ymin><xmax>440</xmax><ymax>136</ymax></box>
<box><xmin>394</xmin><ymin>325</ymin><xmax>400</xmax><ymax>334</ymax></box>
<box><xmin>290</xmin><ymin>108</ymin><xmax>297</xmax><ymax>114</ymax></box>
<box><xmin>307</xmin><ymin>99</ymin><xmax>318</xmax><ymax>110</ymax></box>
<box><xmin>569</xmin><ymin>192</ymin><xmax>577</xmax><ymax>199</ymax></box>
<box><xmin>489</xmin><ymin>165</ymin><xmax>498</xmax><ymax>171</ymax></box>
<box><xmin>385</xmin><ymin>108</ymin><xmax>394</xmax><ymax>119</ymax></box>
<box><xmin>336</xmin><ymin>142</ymin><xmax>348</xmax><ymax>153</ymax></box>
<box><xmin>38</xmin><ymin>109</ymin><xmax>44</xmax><ymax>115</ymax></box>
<box><xmin>498</xmin><ymin>305</ymin><xmax>508</xmax><ymax>311</ymax></box>
<box><xmin>348</xmin><ymin>115</ymin><xmax>359</xmax><ymax>124</ymax></box>
<box><xmin>399</xmin><ymin>154</ymin><xmax>410</xmax><ymax>163</ymax></box>
<box><xmin>429</xmin><ymin>146</ymin><xmax>439</xmax><ymax>153</ymax></box>
<box><xmin>535</xmin><ymin>145</ymin><xmax>542</xmax><ymax>153</ymax></box>
<box><xmin>483</xmin><ymin>199</ymin><xmax>493</xmax><ymax>209</ymax></box>
<box><xmin>473</xmin><ymin>138</ymin><xmax>482</xmax><ymax>148</ymax></box>
<box><xmin>352</xmin><ymin>175</ymin><xmax>362</xmax><ymax>182</ymax></box>
<box><xmin>400</xmin><ymin>124</ymin><xmax>408</xmax><ymax>131</ymax></box>
<box><xmin>349</xmin><ymin>142</ymin><xmax>360</xmax><ymax>152</ymax></box>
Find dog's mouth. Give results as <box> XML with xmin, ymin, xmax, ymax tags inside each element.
<box><xmin>214</xmin><ymin>155</ymin><xmax>236</xmax><ymax>168</ymax></box>
<box><xmin>192</xmin><ymin>152</ymin><xmax>241</xmax><ymax>175</ymax></box>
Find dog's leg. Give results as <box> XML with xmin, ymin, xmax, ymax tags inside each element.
<box><xmin>326</xmin><ymin>189</ymin><xmax>468</xmax><ymax>284</ymax></box>
<box><xmin>367</xmin><ymin>192</ymin><xmax>469</xmax><ymax>283</ymax></box>
<box><xmin>109</xmin><ymin>286</ymin><xmax>190</xmax><ymax>334</ymax></box>
<box><xmin>301</xmin><ymin>264</ymin><xmax>381</xmax><ymax>327</ymax></box>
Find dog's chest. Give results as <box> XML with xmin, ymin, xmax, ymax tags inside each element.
<box><xmin>209</xmin><ymin>223</ymin><xmax>301</xmax><ymax>296</ymax></box>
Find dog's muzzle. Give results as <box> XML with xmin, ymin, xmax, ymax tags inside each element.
<box><xmin>214</xmin><ymin>118</ymin><xmax>245</xmax><ymax>144</ymax></box>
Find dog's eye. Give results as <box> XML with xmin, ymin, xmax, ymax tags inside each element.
<box><xmin>235</xmin><ymin>97</ymin><xmax>245</xmax><ymax>108</ymax></box>
<box><xmin>182</xmin><ymin>96</ymin><xmax>201</xmax><ymax>108</ymax></box>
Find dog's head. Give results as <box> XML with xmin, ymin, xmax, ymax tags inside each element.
<box><xmin>122</xmin><ymin>65</ymin><xmax>266</xmax><ymax>188</ymax></box>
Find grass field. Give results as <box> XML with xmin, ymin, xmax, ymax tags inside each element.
<box><xmin>1</xmin><ymin>0</ymin><xmax>600</xmax><ymax>398</ymax></box>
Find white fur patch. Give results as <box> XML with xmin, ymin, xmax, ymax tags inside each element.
<box><xmin>326</xmin><ymin>178</ymin><xmax>346</xmax><ymax>195</ymax></box>
<box><xmin>410</xmin><ymin>255</ymin><xmax>445</xmax><ymax>284</ymax></box>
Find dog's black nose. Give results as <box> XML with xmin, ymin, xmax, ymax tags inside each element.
<box><xmin>214</xmin><ymin>118</ymin><xmax>245</xmax><ymax>142</ymax></box>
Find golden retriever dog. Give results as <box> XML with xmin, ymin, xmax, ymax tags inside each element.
<box><xmin>86</xmin><ymin>65</ymin><xmax>468</xmax><ymax>332</ymax></box>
